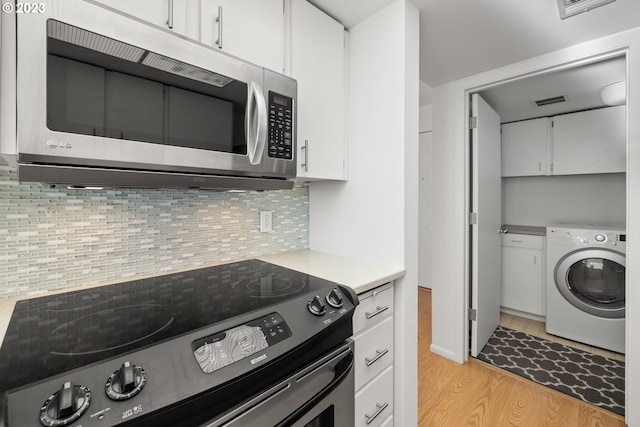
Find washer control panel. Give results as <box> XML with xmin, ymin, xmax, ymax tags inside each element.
<box><xmin>547</xmin><ymin>225</ymin><xmax>626</xmax><ymax>248</ymax></box>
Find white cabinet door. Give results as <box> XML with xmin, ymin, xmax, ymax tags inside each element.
<box><xmin>501</xmin><ymin>234</ymin><xmax>544</xmax><ymax>316</ymax></box>
<box><xmin>92</xmin><ymin>0</ymin><xmax>188</xmax><ymax>36</ymax></box>
<box><xmin>290</xmin><ymin>0</ymin><xmax>346</xmax><ymax>180</ymax></box>
<box><xmin>200</xmin><ymin>0</ymin><xmax>284</xmax><ymax>72</ymax></box>
<box><xmin>551</xmin><ymin>106</ymin><xmax>625</xmax><ymax>175</ymax></box>
<box><xmin>353</xmin><ymin>284</ymin><xmax>394</xmax><ymax>335</ymax></box>
<box><xmin>501</xmin><ymin>118</ymin><xmax>549</xmax><ymax>177</ymax></box>
<box><xmin>355</xmin><ymin>366</ymin><xmax>394</xmax><ymax>427</ymax></box>
<box><xmin>353</xmin><ymin>316</ymin><xmax>394</xmax><ymax>390</ymax></box>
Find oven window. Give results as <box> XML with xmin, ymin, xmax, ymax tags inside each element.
<box><xmin>46</xmin><ymin>20</ymin><xmax>247</xmax><ymax>155</ymax></box>
<box><xmin>304</xmin><ymin>405</ymin><xmax>334</xmax><ymax>427</ymax></box>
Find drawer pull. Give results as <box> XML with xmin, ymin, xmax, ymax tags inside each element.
<box><xmin>365</xmin><ymin>349</ymin><xmax>389</xmax><ymax>367</ymax></box>
<box><xmin>365</xmin><ymin>306</ymin><xmax>389</xmax><ymax>319</ymax></box>
<box><xmin>365</xmin><ymin>402</ymin><xmax>389</xmax><ymax>425</ymax></box>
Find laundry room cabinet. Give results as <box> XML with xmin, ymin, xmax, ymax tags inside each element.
<box><xmin>501</xmin><ymin>233</ymin><xmax>545</xmax><ymax>317</ymax></box>
<box><xmin>501</xmin><ymin>105</ymin><xmax>625</xmax><ymax>177</ymax></box>
<box><xmin>551</xmin><ymin>105</ymin><xmax>625</xmax><ymax>175</ymax></box>
<box><xmin>501</xmin><ymin>118</ymin><xmax>550</xmax><ymax>177</ymax></box>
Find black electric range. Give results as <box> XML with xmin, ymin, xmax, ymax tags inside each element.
<box><xmin>0</xmin><ymin>259</ymin><xmax>358</xmax><ymax>426</ymax></box>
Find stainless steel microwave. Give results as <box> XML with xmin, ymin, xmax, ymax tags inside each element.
<box><xmin>0</xmin><ymin>0</ymin><xmax>296</xmax><ymax>190</ymax></box>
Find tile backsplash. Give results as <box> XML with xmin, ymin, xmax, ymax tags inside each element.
<box><xmin>0</xmin><ymin>170</ymin><xmax>308</xmax><ymax>299</ymax></box>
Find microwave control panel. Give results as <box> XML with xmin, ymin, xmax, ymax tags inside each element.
<box><xmin>268</xmin><ymin>92</ymin><xmax>293</xmax><ymax>160</ymax></box>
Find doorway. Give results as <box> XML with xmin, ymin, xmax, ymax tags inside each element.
<box><xmin>467</xmin><ymin>52</ymin><xmax>628</xmax><ymax>412</ymax></box>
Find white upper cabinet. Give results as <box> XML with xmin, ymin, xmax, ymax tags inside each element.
<box><xmin>200</xmin><ymin>0</ymin><xmax>285</xmax><ymax>72</ymax></box>
<box><xmin>92</xmin><ymin>0</ymin><xmax>192</xmax><ymax>38</ymax></box>
<box><xmin>551</xmin><ymin>105</ymin><xmax>626</xmax><ymax>175</ymax></box>
<box><xmin>501</xmin><ymin>118</ymin><xmax>550</xmax><ymax>177</ymax></box>
<box><xmin>501</xmin><ymin>106</ymin><xmax>626</xmax><ymax>177</ymax></box>
<box><xmin>289</xmin><ymin>0</ymin><xmax>347</xmax><ymax>180</ymax></box>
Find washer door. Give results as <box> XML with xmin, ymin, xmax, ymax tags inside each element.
<box><xmin>555</xmin><ymin>248</ymin><xmax>625</xmax><ymax>318</ymax></box>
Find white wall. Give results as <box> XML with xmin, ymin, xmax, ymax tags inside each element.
<box><xmin>308</xmin><ymin>1</ymin><xmax>419</xmax><ymax>426</ymax></box>
<box><xmin>432</xmin><ymin>27</ymin><xmax>640</xmax><ymax>426</ymax></box>
<box><xmin>419</xmin><ymin>105</ymin><xmax>433</xmax><ymax>288</ymax></box>
<box><xmin>502</xmin><ymin>174</ymin><xmax>626</xmax><ymax>226</ymax></box>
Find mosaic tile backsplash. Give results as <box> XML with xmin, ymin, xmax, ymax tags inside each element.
<box><xmin>0</xmin><ymin>170</ymin><xmax>309</xmax><ymax>299</ymax></box>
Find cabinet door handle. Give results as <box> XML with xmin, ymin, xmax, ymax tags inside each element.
<box><xmin>166</xmin><ymin>0</ymin><xmax>174</xmax><ymax>29</ymax></box>
<box><xmin>534</xmin><ymin>255</ymin><xmax>537</xmax><ymax>265</ymax></box>
<box><xmin>365</xmin><ymin>305</ymin><xmax>389</xmax><ymax>319</ymax></box>
<box><xmin>365</xmin><ymin>349</ymin><xmax>389</xmax><ymax>367</ymax></box>
<box><xmin>365</xmin><ymin>402</ymin><xmax>389</xmax><ymax>425</ymax></box>
<box><xmin>539</xmin><ymin>162</ymin><xmax>542</xmax><ymax>172</ymax></box>
<box><xmin>301</xmin><ymin>139</ymin><xmax>309</xmax><ymax>172</ymax></box>
<box><xmin>215</xmin><ymin>6</ymin><xmax>223</xmax><ymax>48</ymax></box>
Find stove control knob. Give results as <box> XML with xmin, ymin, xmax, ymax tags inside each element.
<box><xmin>307</xmin><ymin>295</ymin><xmax>327</xmax><ymax>316</ymax></box>
<box><xmin>105</xmin><ymin>361</ymin><xmax>147</xmax><ymax>401</ymax></box>
<box><xmin>40</xmin><ymin>381</ymin><xmax>91</xmax><ymax>426</ymax></box>
<box><xmin>326</xmin><ymin>288</ymin><xmax>344</xmax><ymax>308</ymax></box>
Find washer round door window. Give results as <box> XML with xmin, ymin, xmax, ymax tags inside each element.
<box><xmin>555</xmin><ymin>248</ymin><xmax>625</xmax><ymax>318</ymax></box>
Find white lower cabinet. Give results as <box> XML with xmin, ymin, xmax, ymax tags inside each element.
<box><xmin>354</xmin><ymin>316</ymin><xmax>394</xmax><ymax>390</ymax></box>
<box><xmin>353</xmin><ymin>283</ymin><xmax>394</xmax><ymax>426</ymax></box>
<box><xmin>353</xmin><ymin>283</ymin><xmax>394</xmax><ymax>334</ymax></box>
<box><xmin>501</xmin><ymin>234</ymin><xmax>545</xmax><ymax>316</ymax></box>
<box><xmin>355</xmin><ymin>366</ymin><xmax>394</xmax><ymax>427</ymax></box>
<box><xmin>379</xmin><ymin>415</ymin><xmax>394</xmax><ymax>426</ymax></box>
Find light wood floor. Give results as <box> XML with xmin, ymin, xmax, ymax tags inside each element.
<box><xmin>418</xmin><ymin>288</ymin><xmax>627</xmax><ymax>427</ymax></box>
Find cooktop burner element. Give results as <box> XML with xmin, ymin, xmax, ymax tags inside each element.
<box><xmin>240</xmin><ymin>275</ymin><xmax>306</xmax><ymax>297</ymax></box>
<box><xmin>0</xmin><ymin>259</ymin><xmax>358</xmax><ymax>427</ymax></box>
<box><xmin>49</xmin><ymin>304</ymin><xmax>175</xmax><ymax>356</ymax></box>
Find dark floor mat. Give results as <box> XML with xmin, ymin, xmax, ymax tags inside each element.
<box><xmin>477</xmin><ymin>326</ymin><xmax>624</xmax><ymax>416</ymax></box>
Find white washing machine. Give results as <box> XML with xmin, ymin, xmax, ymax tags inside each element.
<box><xmin>546</xmin><ymin>223</ymin><xmax>626</xmax><ymax>353</ymax></box>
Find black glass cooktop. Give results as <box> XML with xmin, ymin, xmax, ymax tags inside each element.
<box><xmin>0</xmin><ymin>259</ymin><xmax>335</xmax><ymax>393</ymax></box>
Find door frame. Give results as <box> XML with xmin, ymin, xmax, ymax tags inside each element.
<box><xmin>462</xmin><ymin>49</ymin><xmax>629</xmax><ymax>358</ymax></box>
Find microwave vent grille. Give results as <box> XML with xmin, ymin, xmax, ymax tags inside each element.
<box><xmin>142</xmin><ymin>53</ymin><xmax>233</xmax><ymax>88</ymax></box>
<box><xmin>47</xmin><ymin>20</ymin><xmax>231</xmax><ymax>88</ymax></box>
<box><xmin>48</xmin><ymin>20</ymin><xmax>145</xmax><ymax>63</ymax></box>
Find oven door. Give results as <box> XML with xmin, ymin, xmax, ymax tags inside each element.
<box><xmin>16</xmin><ymin>0</ymin><xmax>268</xmax><ymax>177</ymax></box>
<box><xmin>204</xmin><ymin>340</ymin><xmax>354</xmax><ymax>427</ymax></box>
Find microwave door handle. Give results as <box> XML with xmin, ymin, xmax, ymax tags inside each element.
<box><xmin>246</xmin><ymin>82</ymin><xmax>267</xmax><ymax>165</ymax></box>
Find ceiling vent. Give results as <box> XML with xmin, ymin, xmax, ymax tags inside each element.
<box><xmin>557</xmin><ymin>0</ymin><xmax>616</xmax><ymax>19</ymax></box>
<box><xmin>534</xmin><ymin>95</ymin><xmax>567</xmax><ymax>107</ymax></box>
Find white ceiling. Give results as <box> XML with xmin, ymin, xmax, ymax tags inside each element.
<box><xmin>309</xmin><ymin>0</ymin><xmax>640</xmax><ymax>88</ymax></box>
<box><xmin>480</xmin><ymin>55</ymin><xmax>626</xmax><ymax>123</ymax></box>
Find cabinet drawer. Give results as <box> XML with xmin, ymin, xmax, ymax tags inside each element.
<box><xmin>354</xmin><ymin>284</ymin><xmax>394</xmax><ymax>334</ymax></box>
<box><xmin>355</xmin><ymin>366</ymin><xmax>394</xmax><ymax>427</ymax></box>
<box><xmin>501</xmin><ymin>234</ymin><xmax>544</xmax><ymax>250</ymax></box>
<box><xmin>354</xmin><ymin>316</ymin><xmax>394</xmax><ymax>390</ymax></box>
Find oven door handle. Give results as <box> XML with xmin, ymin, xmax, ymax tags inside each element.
<box><xmin>274</xmin><ymin>349</ymin><xmax>354</xmax><ymax>427</ymax></box>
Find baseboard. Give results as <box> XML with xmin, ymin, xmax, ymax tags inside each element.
<box><xmin>429</xmin><ymin>344</ymin><xmax>459</xmax><ymax>362</ymax></box>
<box><xmin>500</xmin><ymin>306</ymin><xmax>546</xmax><ymax>323</ymax></box>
